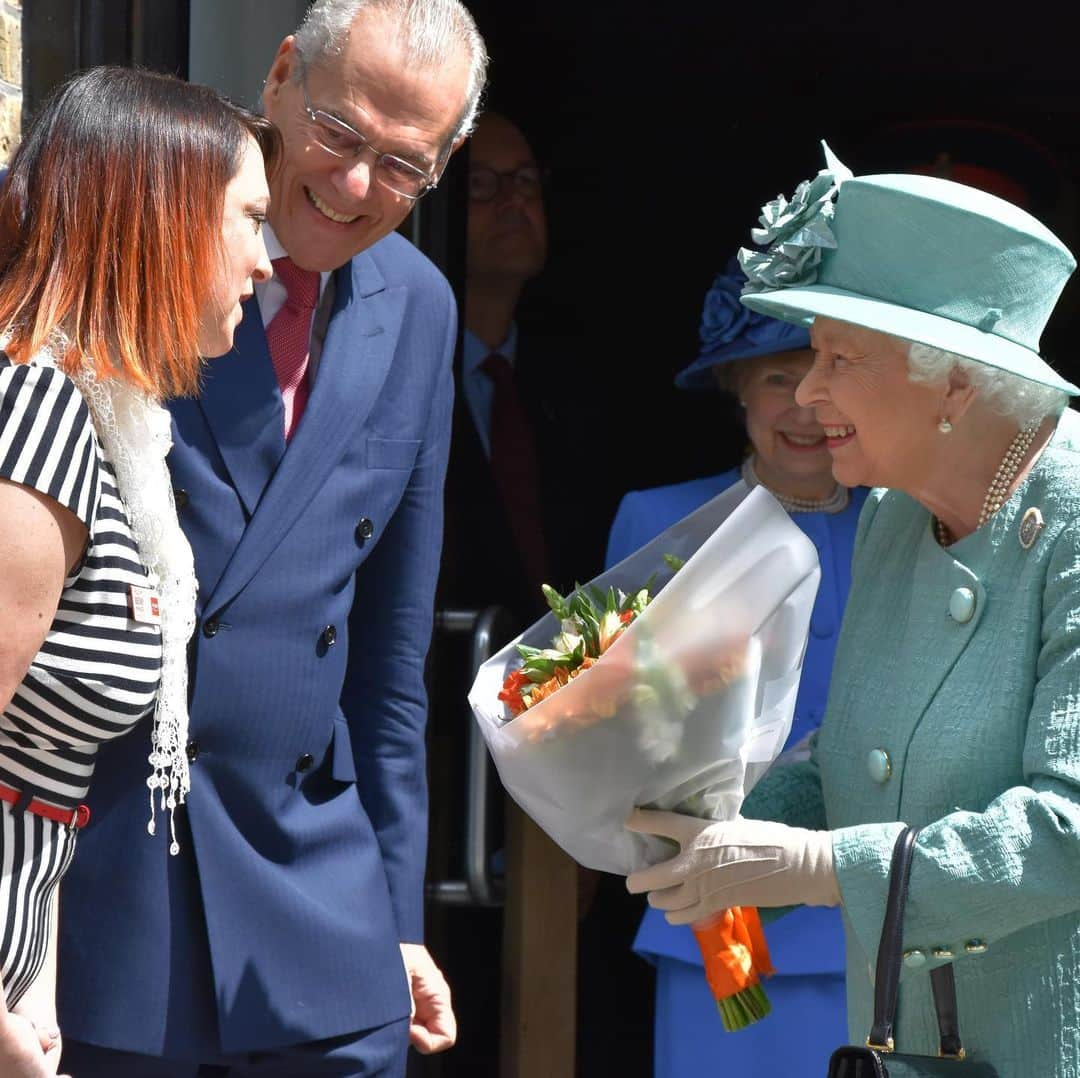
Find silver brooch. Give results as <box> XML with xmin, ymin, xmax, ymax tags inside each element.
<box><xmin>1019</xmin><ymin>507</ymin><xmax>1045</xmax><ymax>550</ymax></box>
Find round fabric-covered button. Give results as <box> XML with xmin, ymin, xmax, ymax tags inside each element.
<box><xmin>902</xmin><ymin>949</ymin><xmax>927</xmax><ymax>968</ymax></box>
<box><xmin>949</xmin><ymin>587</ymin><xmax>976</xmax><ymax>623</ymax></box>
<box><xmin>867</xmin><ymin>748</ymin><xmax>892</xmax><ymax>784</ymax></box>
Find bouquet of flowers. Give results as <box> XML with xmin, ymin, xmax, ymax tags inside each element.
<box><xmin>469</xmin><ymin>482</ymin><xmax>820</xmax><ymax>1029</ymax></box>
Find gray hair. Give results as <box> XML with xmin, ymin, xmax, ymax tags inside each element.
<box><xmin>906</xmin><ymin>340</ymin><xmax>1068</xmax><ymax>429</ymax></box>
<box><xmin>293</xmin><ymin>0</ymin><xmax>488</xmax><ymax>143</ymax></box>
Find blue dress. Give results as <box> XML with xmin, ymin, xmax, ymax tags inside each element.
<box><xmin>606</xmin><ymin>469</ymin><xmax>866</xmax><ymax>1078</ymax></box>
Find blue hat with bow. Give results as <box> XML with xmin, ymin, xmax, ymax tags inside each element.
<box><xmin>675</xmin><ymin>259</ymin><xmax>811</xmax><ymax>391</ymax></box>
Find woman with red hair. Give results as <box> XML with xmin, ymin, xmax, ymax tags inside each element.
<box><xmin>0</xmin><ymin>66</ymin><xmax>277</xmax><ymax>1075</ymax></box>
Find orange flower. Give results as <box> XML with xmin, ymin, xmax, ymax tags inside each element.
<box><xmin>498</xmin><ymin>669</ymin><xmax>532</xmax><ymax>716</ymax></box>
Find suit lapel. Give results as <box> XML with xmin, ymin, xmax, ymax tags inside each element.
<box><xmin>197</xmin><ymin>298</ymin><xmax>285</xmax><ymax>517</ymax></box>
<box><xmin>204</xmin><ymin>252</ymin><xmax>405</xmax><ymax>614</ymax></box>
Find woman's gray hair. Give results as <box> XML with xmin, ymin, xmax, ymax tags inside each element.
<box><xmin>905</xmin><ymin>340</ymin><xmax>1068</xmax><ymax>428</ymax></box>
<box><xmin>293</xmin><ymin>0</ymin><xmax>488</xmax><ymax>143</ymax></box>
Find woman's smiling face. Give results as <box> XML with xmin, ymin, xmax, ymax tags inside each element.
<box><xmin>732</xmin><ymin>349</ymin><xmax>835</xmax><ymax>496</ymax></box>
<box><xmin>796</xmin><ymin>317</ymin><xmax>944</xmax><ymax>491</ymax></box>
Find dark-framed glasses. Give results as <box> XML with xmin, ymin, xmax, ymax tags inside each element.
<box><xmin>468</xmin><ymin>165</ymin><xmax>545</xmax><ymax>203</ymax></box>
<box><xmin>300</xmin><ymin>78</ymin><xmax>437</xmax><ymax>200</ymax></box>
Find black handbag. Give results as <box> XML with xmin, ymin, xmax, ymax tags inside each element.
<box><xmin>826</xmin><ymin>827</ymin><xmax>998</xmax><ymax>1077</ymax></box>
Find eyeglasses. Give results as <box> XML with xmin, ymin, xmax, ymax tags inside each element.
<box><xmin>468</xmin><ymin>166</ymin><xmax>545</xmax><ymax>204</ymax></box>
<box><xmin>299</xmin><ymin>77</ymin><xmax>438</xmax><ymax>200</ymax></box>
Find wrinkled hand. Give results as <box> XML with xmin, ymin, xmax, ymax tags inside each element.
<box><xmin>625</xmin><ymin>809</ymin><xmax>840</xmax><ymax>924</ymax></box>
<box><xmin>0</xmin><ymin>1010</ymin><xmax>69</xmax><ymax>1078</ymax></box>
<box><xmin>400</xmin><ymin>943</ymin><xmax>457</xmax><ymax>1054</ymax></box>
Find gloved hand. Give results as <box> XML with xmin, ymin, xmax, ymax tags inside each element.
<box><xmin>625</xmin><ymin>808</ymin><xmax>841</xmax><ymax>925</ymax></box>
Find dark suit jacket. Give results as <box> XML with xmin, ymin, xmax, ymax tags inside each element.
<box><xmin>58</xmin><ymin>231</ymin><xmax>456</xmax><ymax>1056</ymax></box>
<box><xmin>438</xmin><ymin>326</ymin><xmax>620</xmax><ymax>629</ymax></box>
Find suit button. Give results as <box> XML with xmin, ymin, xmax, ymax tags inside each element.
<box><xmin>356</xmin><ymin>518</ymin><xmax>375</xmax><ymax>544</ymax></box>
<box><xmin>202</xmin><ymin>617</ymin><xmax>220</xmax><ymax>638</ymax></box>
<box><xmin>173</xmin><ymin>488</ymin><xmax>189</xmax><ymax>510</ymax></box>
<box><xmin>186</xmin><ymin>740</ymin><xmax>200</xmax><ymax>764</ymax></box>
<box><xmin>902</xmin><ymin>948</ymin><xmax>927</xmax><ymax>968</ymax></box>
<box><xmin>964</xmin><ymin>939</ymin><xmax>989</xmax><ymax>955</ymax></box>
<box><xmin>867</xmin><ymin>748</ymin><xmax>892</xmax><ymax>784</ymax></box>
<box><xmin>949</xmin><ymin>587</ymin><xmax>976</xmax><ymax>623</ymax></box>
<box><xmin>296</xmin><ymin>753</ymin><xmax>315</xmax><ymax>773</ymax></box>
<box><xmin>321</xmin><ymin>625</ymin><xmax>337</xmax><ymax>648</ymax></box>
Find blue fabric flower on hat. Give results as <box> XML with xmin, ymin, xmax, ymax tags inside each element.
<box><xmin>699</xmin><ymin>270</ymin><xmax>752</xmax><ymax>353</ymax></box>
<box><xmin>677</xmin><ymin>261</ymin><xmax>812</xmax><ymax>389</ymax></box>
<box><xmin>739</xmin><ymin>143</ymin><xmax>853</xmax><ymax>294</ymax></box>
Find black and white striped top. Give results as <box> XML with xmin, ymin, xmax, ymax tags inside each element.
<box><xmin>0</xmin><ymin>355</ymin><xmax>162</xmax><ymax>810</ymax></box>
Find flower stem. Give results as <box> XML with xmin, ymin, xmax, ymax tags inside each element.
<box><xmin>717</xmin><ymin>983</ymin><xmax>772</xmax><ymax>1032</ymax></box>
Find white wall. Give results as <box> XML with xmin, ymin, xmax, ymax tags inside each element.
<box><xmin>188</xmin><ymin>0</ymin><xmax>310</xmax><ymax>107</ymax></box>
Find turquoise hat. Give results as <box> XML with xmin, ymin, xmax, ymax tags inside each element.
<box><xmin>737</xmin><ymin>143</ymin><xmax>1079</xmax><ymax>395</ymax></box>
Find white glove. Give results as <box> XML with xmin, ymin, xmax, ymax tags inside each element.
<box><xmin>625</xmin><ymin>809</ymin><xmax>841</xmax><ymax>924</ymax></box>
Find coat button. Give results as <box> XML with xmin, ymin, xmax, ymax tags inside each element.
<box><xmin>320</xmin><ymin>625</ymin><xmax>337</xmax><ymax>648</ymax></box>
<box><xmin>902</xmin><ymin>948</ymin><xmax>927</xmax><ymax>968</ymax></box>
<box><xmin>296</xmin><ymin>753</ymin><xmax>315</xmax><ymax>773</ymax></box>
<box><xmin>173</xmin><ymin>488</ymin><xmax>189</xmax><ymax>510</ymax></box>
<box><xmin>949</xmin><ymin>587</ymin><xmax>976</xmax><ymax>623</ymax></box>
<box><xmin>355</xmin><ymin>518</ymin><xmax>375</xmax><ymax>544</ymax></box>
<box><xmin>931</xmin><ymin>946</ymin><xmax>955</xmax><ymax>959</ymax></box>
<box><xmin>202</xmin><ymin>617</ymin><xmax>220</xmax><ymax>638</ymax></box>
<box><xmin>186</xmin><ymin>739</ymin><xmax>200</xmax><ymax>764</ymax></box>
<box><xmin>964</xmin><ymin>939</ymin><xmax>988</xmax><ymax>955</ymax></box>
<box><xmin>867</xmin><ymin>748</ymin><xmax>892</xmax><ymax>784</ymax></box>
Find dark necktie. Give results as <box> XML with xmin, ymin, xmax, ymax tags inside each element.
<box><xmin>266</xmin><ymin>256</ymin><xmax>320</xmax><ymax>441</ymax></box>
<box><xmin>479</xmin><ymin>352</ymin><xmax>552</xmax><ymax>594</ymax></box>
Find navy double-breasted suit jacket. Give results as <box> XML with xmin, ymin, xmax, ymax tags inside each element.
<box><xmin>57</xmin><ymin>231</ymin><xmax>456</xmax><ymax>1057</ymax></box>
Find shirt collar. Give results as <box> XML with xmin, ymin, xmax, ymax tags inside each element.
<box><xmin>262</xmin><ymin>223</ymin><xmax>333</xmax><ymax>298</ymax></box>
<box><xmin>463</xmin><ymin>324</ymin><xmax>519</xmax><ymax>376</ymax></box>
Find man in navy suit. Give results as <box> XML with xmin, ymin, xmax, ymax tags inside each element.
<box><xmin>58</xmin><ymin>2</ymin><xmax>487</xmax><ymax>1074</ymax></box>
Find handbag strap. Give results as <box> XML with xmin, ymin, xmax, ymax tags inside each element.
<box><xmin>868</xmin><ymin>826</ymin><xmax>966</xmax><ymax>1058</ymax></box>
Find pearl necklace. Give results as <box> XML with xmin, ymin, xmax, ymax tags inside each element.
<box><xmin>741</xmin><ymin>457</ymin><xmax>850</xmax><ymax>515</ymax></box>
<box><xmin>934</xmin><ymin>423</ymin><xmax>1038</xmax><ymax>546</ymax></box>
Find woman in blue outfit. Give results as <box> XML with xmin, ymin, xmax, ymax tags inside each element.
<box><xmin>606</xmin><ymin>264</ymin><xmax>866</xmax><ymax>1077</ymax></box>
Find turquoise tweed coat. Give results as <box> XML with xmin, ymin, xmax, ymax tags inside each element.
<box><xmin>746</xmin><ymin>408</ymin><xmax>1080</xmax><ymax>1077</ymax></box>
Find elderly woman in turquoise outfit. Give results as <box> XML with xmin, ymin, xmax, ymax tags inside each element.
<box><xmin>626</xmin><ymin>149</ymin><xmax>1080</xmax><ymax>1077</ymax></box>
<box><xmin>608</xmin><ymin>262</ymin><xmax>866</xmax><ymax>1076</ymax></box>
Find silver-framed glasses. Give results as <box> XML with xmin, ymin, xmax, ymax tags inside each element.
<box><xmin>299</xmin><ymin>78</ymin><xmax>438</xmax><ymax>200</ymax></box>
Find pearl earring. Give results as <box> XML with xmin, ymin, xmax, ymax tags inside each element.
<box><xmin>938</xmin><ymin>418</ymin><xmax>953</xmax><ymax>434</ymax></box>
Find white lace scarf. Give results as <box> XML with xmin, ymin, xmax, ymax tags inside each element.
<box><xmin>31</xmin><ymin>342</ymin><xmax>196</xmax><ymax>854</ymax></box>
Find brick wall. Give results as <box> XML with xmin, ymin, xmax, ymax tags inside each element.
<box><xmin>0</xmin><ymin>0</ymin><xmax>21</xmax><ymax>165</ymax></box>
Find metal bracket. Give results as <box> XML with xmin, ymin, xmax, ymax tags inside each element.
<box><xmin>427</xmin><ymin>606</ymin><xmax>510</xmax><ymax>908</ymax></box>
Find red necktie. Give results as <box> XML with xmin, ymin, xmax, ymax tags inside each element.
<box><xmin>479</xmin><ymin>352</ymin><xmax>552</xmax><ymax>593</ymax></box>
<box><xmin>266</xmin><ymin>256</ymin><xmax>320</xmax><ymax>441</ymax></box>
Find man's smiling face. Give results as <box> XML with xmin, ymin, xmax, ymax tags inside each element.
<box><xmin>261</xmin><ymin>7</ymin><xmax>469</xmax><ymax>272</ymax></box>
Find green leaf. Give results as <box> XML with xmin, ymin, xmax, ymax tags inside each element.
<box><xmin>519</xmin><ymin>641</ymin><xmax>587</xmax><ymax>682</ymax></box>
<box><xmin>663</xmin><ymin>553</ymin><xmax>685</xmax><ymax>572</ymax></box>
<box><xmin>541</xmin><ymin>584</ymin><xmax>571</xmax><ymax>620</ymax></box>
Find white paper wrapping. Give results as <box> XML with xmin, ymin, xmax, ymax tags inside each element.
<box><xmin>469</xmin><ymin>482</ymin><xmax>820</xmax><ymax>875</ymax></box>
